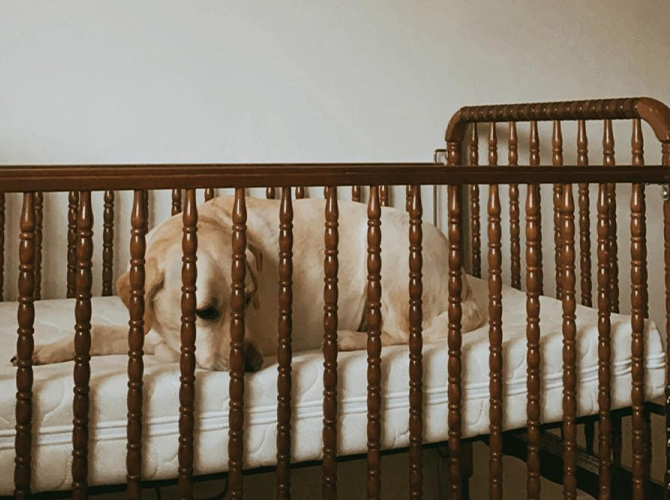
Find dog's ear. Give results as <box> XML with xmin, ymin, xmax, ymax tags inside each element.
<box><xmin>116</xmin><ymin>257</ymin><xmax>164</xmax><ymax>333</ymax></box>
<box><xmin>245</xmin><ymin>242</ymin><xmax>263</xmax><ymax>309</ymax></box>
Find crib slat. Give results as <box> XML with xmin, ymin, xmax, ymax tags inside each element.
<box><xmin>102</xmin><ymin>190</ymin><xmax>115</xmax><ymax>296</ymax></box>
<box><xmin>630</xmin><ymin>133</ymin><xmax>647</xmax><ymax>499</ymax></box>
<box><xmin>553</xmin><ymin>122</ymin><xmax>563</xmax><ymax>301</ymax></box>
<box><xmin>72</xmin><ymin>190</ymin><xmax>94</xmax><ymax>499</ymax></box>
<box><xmin>172</xmin><ymin>189</ymin><xmax>182</xmax><ymax>216</ymax></box>
<box><xmin>664</xmin><ymin>142</ymin><xmax>670</xmax><ymax>498</ymax></box>
<box><xmin>487</xmin><ymin>180</ymin><xmax>504</xmax><ymax>500</ymax></box>
<box><xmin>322</xmin><ymin>186</ymin><xmax>339</xmax><ymax>500</ymax></box>
<box><xmin>577</xmin><ymin>121</ymin><xmax>592</xmax><ymax>307</ymax></box>
<box><xmin>34</xmin><ymin>192</ymin><xmax>43</xmax><ymax>301</ymax></box>
<box><xmin>295</xmin><ymin>186</ymin><xmax>306</xmax><ymax>199</ymax></box>
<box><xmin>525</xmin><ymin>178</ymin><xmax>542</xmax><ymax>500</ymax></box>
<box><xmin>408</xmin><ymin>185</ymin><xmax>423</xmax><ymax>499</ymax></box>
<box><xmin>229</xmin><ymin>187</ymin><xmax>247</xmax><ymax>500</ymax></box>
<box><xmin>603</xmin><ymin>120</ymin><xmax>620</xmax><ymax>314</ymax></box>
<box><xmin>14</xmin><ymin>193</ymin><xmax>36</xmax><ymax>499</ymax></box>
<box><xmin>352</xmin><ymin>186</ymin><xmax>362</xmax><ymax>203</ymax></box>
<box><xmin>469</xmin><ymin>124</ymin><xmax>481</xmax><ymax>279</ymax></box>
<box><xmin>447</xmin><ymin>140</ymin><xmax>464</xmax><ymax>499</ymax></box>
<box><xmin>597</xmin><ymin>182</ymin><xmax>613</xmax><ymax>499</ymax></box>
<box><xmin>204</xmin><ymin>188</ymin><xmax>215</xmax><ymax>201</ymax></box>
<box><xmin>67</xmin><ymin>191</ymin><xmax>78</xmax><ymax>298</ymax></box>
<box><xmin>178</xmin><ymin>189</ymin><xmax>198</xmax><ymax>500</ymax></box>
<box><xmin>406</xmin><ymin>185</ymin><xmax>412</xmax><ymax>212</ymax></box>
<box><xmin>529</xmin><ymin>121</ymin><xmax>543</xmax><ymax>295</ymax></box>
<box><xmin>0</xmin><ymin>193</ymin><xmax>5</xmax><ymax>302</ymax></box>
<box><xmin>267</xmin><ymin>187</ymin><xmax>276</xmax><ymax>199</ymax></box>
<box><xmin>380</xmin><ymin>185</ymin><xmax>390</xmax><ymax>207</ymax></box>
<box><xmin>276</xmin><ymin>187</ymin><xmax>293</xmax><ymax>500</ymax></box>
<box><xmin>366</xmin><ymin>185</ymin><xmax>382</xmax><ymax>500</ymax></box>
<box><xmin>143</xmin><ymin>191</ymin><xmax>150</xmax><ymax>234</ymax></box>
<box><xmin>560</xmin><ymin>184</ymin><xmax>577</xmax><ymax>499</ymax></box>
<box><xmin>126</xmin><ymin>190</ymin><xmax>147</xmax><ymax>499</ymax></box>
<box><xmin>508</xmin><ymin>122</ymin><xmax>521</xmax><ymax>290</ymax></box>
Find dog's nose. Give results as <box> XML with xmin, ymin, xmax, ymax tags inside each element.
<box><xmin>243</xmin><ymin>341</ymin><xmax>264</xmax><ymax>372</ymax></box>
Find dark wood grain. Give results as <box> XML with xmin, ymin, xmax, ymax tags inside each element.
<box><xmin>630</xmin><ymin>133</ymin><xmax>647</xmax><ymax>499</ymax></box>
<box><xmin>447</xmin><ymin>140</ymin><xmax>464</xmax><ymax>500</ymax></box>
<box><xmin>408</xmin><ymin>185</ymin><xmax>423</xmax><ymax>500</ymax></box>
<box><xmin>469</xmin><ymin>124</ymin><xmax>481</xmax><ymax>278</ymax></box>
<box><xmin>72</xmin><ymin>191</ymin><xmax>94</xmax><ymax>500</ymax></box>
<box><xmin>445</xmin><ymin>97</ymin><xmax>670</xmax><ymax>143</ymax></box>
<box><xmin>366</xmin><ymin>185</ymin><xmax>382</xmax><ymax>500</ymax></box>
<box><xmin>525</xmin><ymin>179</ymin><xmax>542</xmax><ymax>500</ymax></box>
<box><xmin>67</xmin><ymin>191</ymin><xmax>78</xmax><ymax>298</ymax></box>
<box><xmin>172</xmin><ymin>189</ymin><xmax>182</xmax><ymax>216</ymax></box>
<box><xmin>178</xmin><ymin>189</ymin><xmax>198</xmax><ymax>500</ymax></box>
<box><xmin>34</xmin><ymin>192</ymin><xmax>43</xmax><ymax>301</ymax></box>
<box><xmin>228</xmin><ymin>187</ymin><xmax>247</xmax><ymax>500</ymax></box>
<box><xmin>322</xmin><ymin>186</ymin><xmax>339</xmax><ymax>500</ymax></box>
<box><xmin>352</xmin><ymin>186</ymin><xmax>362</xmax><ymax>203</ymax></box>
<box><xmin>604</xmin><ymin>120</ymin><xmax>620</xmax><ymax>314</ymax></box>
<box><xmin>380</xmin><ymin>185</ymin><xmax>390</xmax><ymax>207</ymax></box>
<box><xmin>276</xmin><ymin>187</ymin><xmax>293</xmax><ymax>500</ymax></box>
<box><xmin>14</xmin><ymin>193</ymin><xmax>36</xmax><ymax>499</ymax></box>
<box><xmin>577</xmin><ymin>120</ymin><xmax>592</xmax><ymax>307</ymax></box>
<box><xmin>663</xmin><ymin>142</ymin><xmax>670</xmax><ymax>496</ymax></box>
<box><xmin>508</xmin><ymin>122</ymin><xmax>521</xmax><ymax>290</ymax></box>
<box><xmin>126</xmin><ymin>190</ymin><xmax>147</xmax><ymax>499</ymax></box>
<box><xmin>0</xmin><ymin>193</ymin><xmax>4</xmax><ymax>302</ymax></box>
<box><xmin>560</xmin><ymin>184</ymin><xmax>577</xmax><ymax>499</ymax></box>
<box><xmin>553</xmin><ymin>121</ymin><xmax>564</xmax><ymax>301</ymax></box>
<box><xmin>597</xmin><ymin>182</ymin><xmax>613</xmax><ymax>500</ymax></box>
<box><xmin>487</xmin><ymin>179</ymin><xmax>504</xmax><ymax>500</ymax></box>
<box><xmin>102</xmin><ymin>190</ymin><xmax>114</xmax><ymax>296</ymax></box>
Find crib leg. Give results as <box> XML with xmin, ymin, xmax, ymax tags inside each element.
<box><xmin>460</xmin><ymin>441</ymin><xmax>473</xmax><ymax>500</ymax></box>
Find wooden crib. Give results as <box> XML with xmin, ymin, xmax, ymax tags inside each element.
<box><xmin>3</xmin><ymin>96</ymin><xmax>670</xmax><ymax>500</ymax></box>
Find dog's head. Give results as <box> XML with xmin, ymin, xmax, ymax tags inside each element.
<box><xmin>117</xmin><ymin>215</ymin><xmax>264</xmax><ymax>372</ymax></box>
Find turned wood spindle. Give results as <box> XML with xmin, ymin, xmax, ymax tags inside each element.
<box><xmin>352</xmin><ymin>186</ymin><xmax>362</xmax><ymax>203</ymax></box>
<box><xmin>508</xmin><ymin>122</ymin><xmax>521</xmax><ymax>290</ymax></box>
<box><xmin>380</xmin><ymin>185</ymin><xmax>390</xmax><ymax>207</ymax></box>
<box><xmin>102</xmin><ymin>191</ymin><xmax>115</xmax><ymax>296</ymax></box>
<box><xmin>266</xmin><ymin>187</ymin><xmax>276</xmax><ymax>200</ymax></box>
<box><xmin>14</xmin><ymin>193</ymin><xmax>37</xmax><ymax>499</ymax></box>
<box><xmin>469</xmin><ymin>124</ymin><xmax>481</xmax><ymax>278</ymax></box>
<box><xmin>0</xmin><ymin>193</ymin><xmax>6</xmax><ymax>302</ymax></box>
<box><xmin>663</xmin><ymin>142</ymin><xmax>670</xmax><ymax>496</ymax></box>
<box><xmin>366</xmin><ymin>185</ymin><xmax>383</xmax><ymax>500</ymax></box>
<box><xmin>408</xmin><ymin>185</ymin><xmax>424</xmax><ymax>499</ymax></box>
<box><xmin>295</xmin><ymin>186</ymin><xmax>306</xmax><ymax>199</ymax></box>
<box><xmin>488</xmin><ymin>180</ymin><xmax>504</xmax><ymax>500</ymax></box>
<box><xmin>204</xmin><ymin>188</ymin><xmax>215</xmax><ymax>201</ymax></box>
<box><xmin>172</xmin><ymin>189</ymin><xmax>182</xmax><ymax>216</ymax></box>
<box><xmin>603</xmin><ymin>119</ymin><xmax>619</xmax><ymax>314</ymax></box>
<box><xmin>553</xmin><ymin>121</ymin><xmax>564</xmax><ymax>300</ymax></box>
<box><xmin>577</xmin><ymin>120</ymin><xmax>593</xmax><ymax>307</ymax></box>
<box><xmin>322</xmin><ymin>186</ymin><xmax>339</xmax><ymax>500</ymax></box>
<box><xmin>67</xmin><ymin>191</ymin><xmax>78</xmax><ymax>298</ymax></box>
<box><xmin>276</xmin><ymin>187</ymin><xmax>294</xmax><ymax>500</ymax></box>
<box><xmin>72</xmin><ymin>191</ymin><xmax>94</xmax><ymax>499</ymax></box>
<box><xmin>525</xmin><ymin>178</ymin><xmax>543</xmax><ymax>500</ymax></box>
<box><xmin>34</xmin><ymin>192</ymin><xmax>43</xmax><ymax>301</ymax></box>
<box><xmin>228</xmin><ymin>188</ymin><xmax>247</xmax><ymax>500</ymax></box>
<box><xmin>126</xmin><ymin>190</ymin><xmax>147</xmax><ymax>499</ymax></box>
<box><xmin>447</xmin><ymin>140</ymin><xmax>464</xmax><ymax>499</ymax></box>
<box><xmin>561</xmin><ymin>184</ymin><xmax>578</xmax><ymax>499</ymax></box>
<box><xmin>178</xmin><ymin>189</ymin><xmax>198</xmax><ymax>500</ymax></box>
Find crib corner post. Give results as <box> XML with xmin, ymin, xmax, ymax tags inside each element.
<box><xmin>662</xmin><ymin>141</ymin><xmax>670</xmax><ymax>496</ymax></box>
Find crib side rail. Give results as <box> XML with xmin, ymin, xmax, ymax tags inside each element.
<box><xmin>8</xmin><ymin>96</ymin><xmax>670</xmax><ymax>500</ymax></box>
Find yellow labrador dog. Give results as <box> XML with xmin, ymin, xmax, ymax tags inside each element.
<box><xmin>19</xmin><ymin>196</ymin><xmax>483</xmax><ymax>371</ymax></box>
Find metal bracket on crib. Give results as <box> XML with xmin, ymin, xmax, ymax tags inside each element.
<box><xmin>433</xmin><ymin>148</ymin><xmax>447</xmax><ymax>165</ymax></box>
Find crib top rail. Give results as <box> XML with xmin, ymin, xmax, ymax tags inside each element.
<box><xmin>0</xmin><ymin>163</ymin><xmax>667</xmax><ymax>192</ymax></box>
<box><xmin>445</xmin><ymin>96</ymin><xmax>670</xmax><ymax>142</ymax></box>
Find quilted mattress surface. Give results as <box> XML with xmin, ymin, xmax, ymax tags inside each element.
<box><xmin>0</xmin><ymin>277</ymin><xmax>666</xmax><ymax>493</ymax></box>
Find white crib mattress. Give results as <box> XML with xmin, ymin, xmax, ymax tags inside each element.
<box><xmin>0</xmin><ymin>277</ymin><xmax>666</xmax><ymax>494</ymax></box>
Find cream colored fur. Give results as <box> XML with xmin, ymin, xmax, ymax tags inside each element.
<box><xmin>18</xmin><ymin>196</ymin><xmax>484</xmax><ymax>371</ymax></box>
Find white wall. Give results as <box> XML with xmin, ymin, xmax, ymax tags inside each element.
<box><xmin>1</xmin><ymin>1</ymin><xmax>669</xmax><ymax>497</ymax></box>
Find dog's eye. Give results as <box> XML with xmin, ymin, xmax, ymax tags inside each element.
<box><xmin>196</xmin><ymin>306</ymin><xmax>220</xmax><ymax>321</ymax></box>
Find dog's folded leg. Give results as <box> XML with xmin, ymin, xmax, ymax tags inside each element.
<box><xmin>10</xmin><ymin>324</ymin><xmax>158</xmax><ymax>366</ymax></box>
